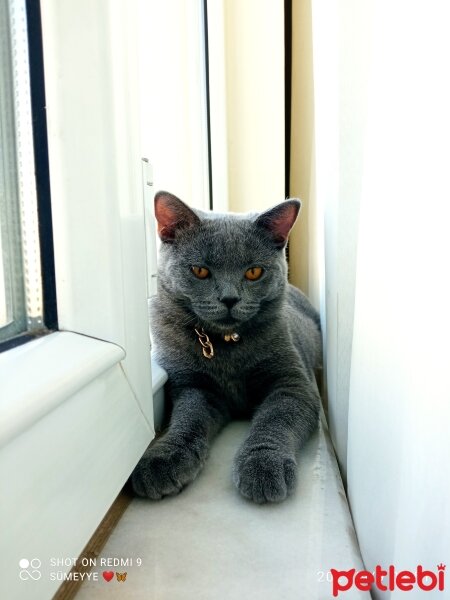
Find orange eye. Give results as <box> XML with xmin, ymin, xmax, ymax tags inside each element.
<box><xmin>191</xmin><ymin>266</ymin><xmax>210</xmax><ymax>279</ymax></box>
<box><xmin>245</xmin><ymin>267</ymin><xmax>263</xmax><ymax>281</ymax></box>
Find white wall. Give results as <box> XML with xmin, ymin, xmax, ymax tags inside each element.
<box><xmin>311</xmin><ymin>0</ymin><xmax>372</xmax><ymax>479</ymax></box>
<box><xmin>346</xmin><ymin>0</ymin><xmax>450</xmax><ymax>587</ymax></box>
<box><xmin>312</xmin><ymin>0</ymin><xmax>450</xmax><ymax>589</ymax></box>
<box><xmin>222</xmin><ymin>0</ymin><xmax>285</xmax><ymax>213</ymax></box>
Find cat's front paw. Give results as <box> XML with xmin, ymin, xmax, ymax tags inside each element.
<box><xmin>233</xmin><ymin>446</ymin><xmax>297</xmax><ymax>504</ymax></box>
<box><xmin>131</xmin><ymin>440</ymin><xmax>205</xmax><ymax>500</ymax></box>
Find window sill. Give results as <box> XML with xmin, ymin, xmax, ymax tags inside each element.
<box><xmin>0</xmin><ymin>331</ymin><xmax>125</xmax><ymax>448</ymax></box>
<box><xmin>1</xmin><ymin>330</ymin><xmax>153</xmax><ymax>600</ymax></box>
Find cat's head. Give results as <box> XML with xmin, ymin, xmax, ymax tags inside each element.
<box><xmin>154</xmin><ymin>192</ymin><xmax>300</xmax><ymax>333</ymax></box>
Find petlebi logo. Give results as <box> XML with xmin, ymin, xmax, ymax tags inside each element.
<box><xmin>331</xmin><ymin>564</ymin><xmax>446</xmax><ymax>597</ymax></box>
<box><xmin>19</xmin><ymin>558</ymin><xmax>42</xmax><ymax>581</ymax></box>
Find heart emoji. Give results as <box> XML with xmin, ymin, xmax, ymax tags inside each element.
<box><xmin>103</xmin><ymin>571</ymin><xmax>114</xmax><ymax>582</ymax></box>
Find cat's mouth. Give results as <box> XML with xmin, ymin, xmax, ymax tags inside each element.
<box><xmin>197</xmin><ymin>314</ymin><xmax>242</xmax><ymax>334</ymax></box>
<box><xmin>191</xmin><ymin>303</ymin><xmax>259</xmax><ymax>331</ymax></box>
<box><xmin>218</xmin><ymin>316</ymin><xmax>238</xmax><ymax>325</ymax></box>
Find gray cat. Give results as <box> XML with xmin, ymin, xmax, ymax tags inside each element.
<box><xmin>131</xmin><ymin>191</ymin><xmax>322</xmax><ymax>503</ymax></box>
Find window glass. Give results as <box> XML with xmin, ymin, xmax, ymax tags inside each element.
<box><xmin>0</xmin><ymin>0</ymin><xmax>43</xmax><ymax>345</ymax></box>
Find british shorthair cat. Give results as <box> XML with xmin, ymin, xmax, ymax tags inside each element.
<box><xmin>131</xmin><ymin>192</ymin><xmax>322</xmax><ymax>503</ymax></box>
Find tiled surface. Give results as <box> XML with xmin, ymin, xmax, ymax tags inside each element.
<box><xmin>76</xmin><ymin>419</ymin><xmax>369</xmax><ymax>599</ymax></box>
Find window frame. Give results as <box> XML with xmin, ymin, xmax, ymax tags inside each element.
<box><xmin>0</xmin><ymin>0</ymin><xmax>58</xmax><ymax>353</ymax></box>
<box><xmin>0</xmin><ymin>1</ymin><xmax>156</xmax><ymax>598</ymax></box>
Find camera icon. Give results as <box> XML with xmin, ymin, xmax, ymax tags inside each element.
<box><xmin>19</xmin><ymin>558</ymin><xmax>42</xmax><ymax>581</ymax></box>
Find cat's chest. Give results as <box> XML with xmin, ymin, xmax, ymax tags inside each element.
<box><xmin>156</xmin><ymin>322</ymin><xmax>290</xmax><ymax>413</ymax></box>
<box><xmin>160</xmin><ymin>322</ymin><xmax>285</xmax><ymax>377</ymax></box>
<box><xmin>194</xmin><ymin>345</ymin><xmax>252</xmax><ymax>414</ymax></box>
<box><xmin>193</xmin><ymin>331</ymin><xmax>261</xmax><ymax>371</ymax></box>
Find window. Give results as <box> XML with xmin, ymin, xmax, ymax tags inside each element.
<box><xmin>0</xmin><ymin>0</ymin><xmax>45</xmax><ymax>347</ymax></box>
<box><xmin>1</xmin><ymin>2</ymin><xmax>155</xmax><ymax>597</ymax></box>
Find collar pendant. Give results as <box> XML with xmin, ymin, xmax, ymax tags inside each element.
<box><xmin>194</xmin><ymin>328</ymin><xmax>241</xmax><ymax>359</ymax></box>
<box><xmin>194</xmin><ymin>328</ymin><xmax>214</xmax><ymax>359</ymax></box>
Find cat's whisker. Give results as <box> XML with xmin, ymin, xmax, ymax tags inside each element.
<box><xmin>179</xmin><ymin>313</ymin><xmax>198</xmax><ymax>327</ymax></box>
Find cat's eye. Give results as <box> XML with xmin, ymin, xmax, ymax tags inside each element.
<box><xmin>245</xmin><ymin>267</ymin><xmax>263</xmax><ymax>281</ymax></box>
<box><xmin>191</xmin><ymin>266</ymin><xmax>210</xmax><ymax>279</ymax></box>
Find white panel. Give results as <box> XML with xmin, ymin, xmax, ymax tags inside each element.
<box><xmin>0</xmin><ymin>361</ymin><xmax>153</xmax><ymax>600</ymax></box>
<box><xmin>141</xmin><ymin>160</ymin><xmax>158</xmax><ymax>299</ymax></box>
<box><xmin>138</xmin><ymin>0</ymin><xmax>210</xmax><ymax>210</ymax></box>
<box><xmin>41</xmin><ymin>0</ymin><xmax>124</xmax><ymax>342</ymax></box>
<box><xmin>347</xmin><ymin>0</ymin><xmax>450</xmax><ymax>589</ymax></box>
<box><xmin>40</xmin><ymin>0</ymin><xmax>153</xmax><ymax>423</ymax></box>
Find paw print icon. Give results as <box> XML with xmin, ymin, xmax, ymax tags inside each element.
<box><xmin>19</xmin><ymin>558</ymin><xmax>42</xmax><ymax>581</ymax></box>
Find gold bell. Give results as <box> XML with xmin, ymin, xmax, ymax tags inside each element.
<box><xmin>224</xmin><ymin>332</ymin><xmax>240</xmax><ymax>342</ymax></box>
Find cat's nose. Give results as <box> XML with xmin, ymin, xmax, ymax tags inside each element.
<box><xmin>220</xmin><ymin>296</ymin><xmax>239</xmax><ymax>309</ymax></box>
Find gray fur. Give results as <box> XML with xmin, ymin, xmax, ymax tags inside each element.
<box><xmin>131</xmin><ymin>192</ymin><xmax>322</xmax><ymax>503</ymax></box>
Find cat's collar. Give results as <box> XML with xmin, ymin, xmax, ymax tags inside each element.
<box><xmin>194</xmin><ymin>327</ymin><xmax>240</xmax><ymax>359</ymax></box>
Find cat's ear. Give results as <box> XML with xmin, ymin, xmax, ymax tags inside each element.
<box><xmin>154</xmin><ymin>191</ymin><xmax>200</xmax><ymax>242</ymax></box>
<box><xmin>255</xmin><ymin>199</ymin><xmax>301</xmax><ymax>248</ymax></box>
